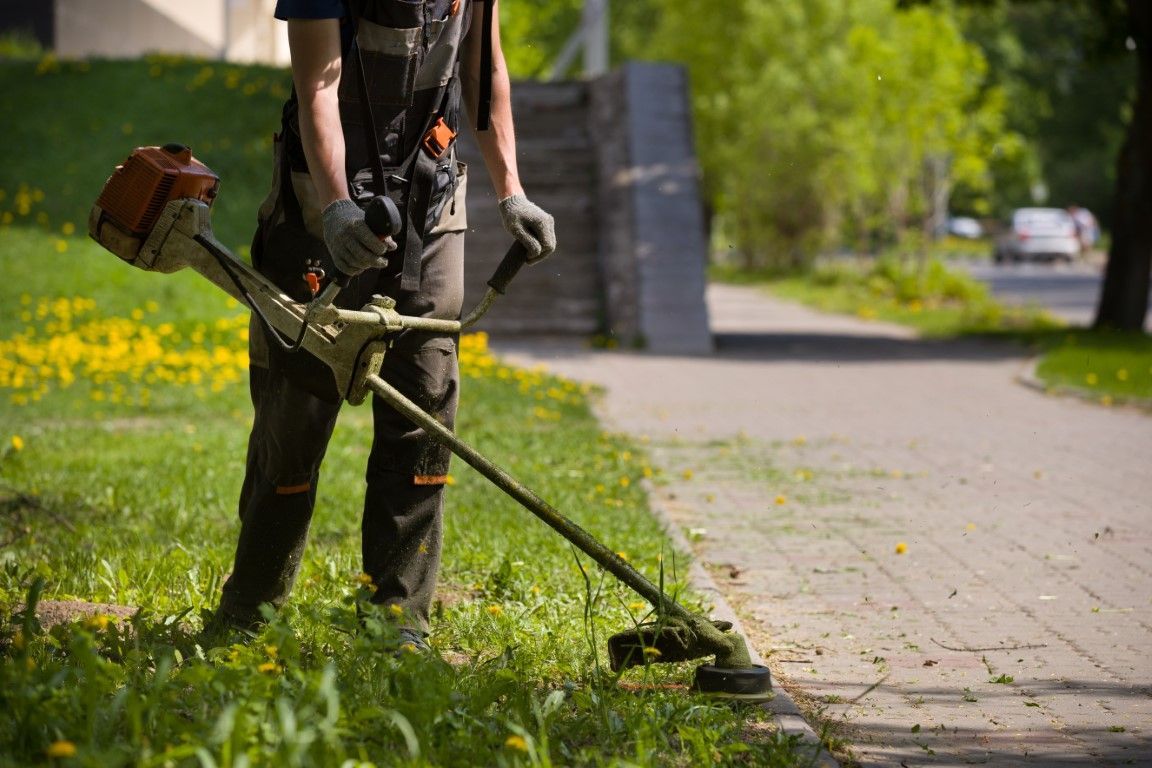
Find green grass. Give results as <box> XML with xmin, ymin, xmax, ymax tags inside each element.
<box><xmin>713</xmin><ymin>256</ymin><xmax>1060</xmax><ymax>337</ymax></box>
<box><xmin>1027</xmin><ymin>329</ymin><xmax>1152</xmax><ymax>404</ymax></box>
<box><xmin>0</xmin><ymin>56</ymin><xmax>802</xmax><ymax>766</ymax></box>
<box><xmin>712</xmin><ymin>257</ymin><xmax>1152</xmax><ymax>402</ymax></box>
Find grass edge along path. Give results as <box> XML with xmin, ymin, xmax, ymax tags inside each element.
<box><xmin>712</xmin><ymin>258</ymin><xmax>1152</xmax><ymax>407</ymax></box>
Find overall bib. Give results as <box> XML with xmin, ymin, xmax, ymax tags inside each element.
<box><xmin>220</xmin><ymin>0</ymin><xmax>474</xmax><ymax>633</ymax></box>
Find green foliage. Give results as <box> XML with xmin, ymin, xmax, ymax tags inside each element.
<box><xmin>499</xmin><ymin>0</ymin><xmax>660</xmax><ymax>79</ymax></box>
<box><xmin>0</xmin><ymin>56</ymin><xmax>288</xmax><ymax>251</ymax></box>
<box><xmin>955</xmin><ymin>1</ymin><xmax>1137</xmax><ymax>223</ymax></box>
<box><xmin>0</xmin><ymin>30</ymin><xmax>43</xmax><ymax>60</ymax></box>
<box><xmin>1031</xmin><ymin>329</ymin><xmax>1152</xmax><ymax>402</ymax></box>
<box><xmin>638</xmin><ymin>0</ymin><xmax>1012</xmax><ymax>268</ymax></box>
<box><xmin>716</xmin><ymin>255</ymin><xmax>1060</xmax><ymax>336</ymax></box>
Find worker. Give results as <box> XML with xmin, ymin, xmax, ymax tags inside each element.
<box><xmin>212</xmin><ymin>0</ymin><xmax>556</xmax><ymax>651</ymax></box>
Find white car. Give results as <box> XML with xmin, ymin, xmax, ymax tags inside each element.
<box><xmin>994</xmin><ymin>208</ymin><xmax>1082</xmax><ymax>263</ymax></box>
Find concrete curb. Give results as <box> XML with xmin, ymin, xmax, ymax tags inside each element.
<box><xmin>644</xmin><ymin>479</ymin><xmax>840</xmax><ymax>768</ymax></box>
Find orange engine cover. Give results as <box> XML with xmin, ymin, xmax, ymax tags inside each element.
<box><xmin>96</xmin><ymin>144</ymin><xmax>219</xmax><ymax>237</ymax></box>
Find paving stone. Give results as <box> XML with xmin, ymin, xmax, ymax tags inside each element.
<box><xmin>497</xmin><ymin>284</ymin><xmax>1152</xmax><ymax>766</ymax></box>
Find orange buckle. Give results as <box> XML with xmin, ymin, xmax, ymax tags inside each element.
<box><xmin>422</xmin><ymin>117</ymin><xmax>457</xmax><ymax>159</ymax></box>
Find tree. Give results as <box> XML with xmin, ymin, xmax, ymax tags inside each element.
<box><xmin>1095</xmin><ymin>1</ymin><xmax>1150</xmax><ymax>330</ymax></box>
<box><xmin>639</xmin><ymin>0</ymin><xmax>1009</xmax><ymax>268</ymax></box>
<box><xmin>905</xmin><ymin>0</ymin><xmax>1148</xmax><ymax>330</ymax></box>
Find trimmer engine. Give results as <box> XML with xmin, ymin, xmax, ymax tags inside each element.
<box><xmin>89</xmin><ymin>143</ymin><xmax>219</xmax><ymax>267</ymax></box>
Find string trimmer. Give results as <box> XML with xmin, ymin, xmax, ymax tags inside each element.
<box><xmin>88</xmin><ymin>144</ymin><xmax>771</xmax><ymax>700</ymax></box>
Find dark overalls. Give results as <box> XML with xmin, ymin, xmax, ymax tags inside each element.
<box><xmin>219</xmin><ymin>0</ymin><xmax>474</xmax><ymax>634</ymax></box>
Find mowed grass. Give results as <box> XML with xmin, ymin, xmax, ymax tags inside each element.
<box><xmin>0</xmin><ymin>56</ymin><xmax>801</xmax><ymax>766</ymax></box>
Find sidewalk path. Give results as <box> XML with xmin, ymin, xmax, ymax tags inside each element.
<box><xmin>496</xmin><ymin>283</ymin><xmax>1152</xmax><ymax>767</ymax></box>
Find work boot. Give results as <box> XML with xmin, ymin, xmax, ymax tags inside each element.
<box><xmin>395</xmin><ymin>627</ymin><xmax>432</xmax><ymax>656</ymax></box>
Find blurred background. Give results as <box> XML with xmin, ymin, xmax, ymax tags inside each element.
<box><xmin>0</xmin><ymin>0</ymin><xmax>1146</xmax><ymax>339</ymax></box>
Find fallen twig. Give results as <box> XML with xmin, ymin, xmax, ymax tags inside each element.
<box><xmin>931</xmin><ymin>638</ymin><xmax>1048</xmax><ymax>652</ymax></box>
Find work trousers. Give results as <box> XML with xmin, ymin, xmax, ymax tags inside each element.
<box><xmin>218</xmin><ymin>229</ymin><xmax>464</xmax><ymax>632</ymax></box>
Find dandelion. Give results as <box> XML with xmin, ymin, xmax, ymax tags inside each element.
<box><xmin>1085</xmin><ymin>373</ymin><xmax>1098</xmax><ymax>386</ymax></box>
<box><xmin>1116</xmin><ymin>369</ymin><xmax>1129</xmax><ymax>382</ymax></box>
<box><xmin>55</xmin><ymin>240</ymin><xmax>68</xmax><ymax>253</ymax></box>
<box><xmin>45</xmin><ymin>741</ymin><xmax>76</xmax><ymax>758</ymax></box>
<box><xmin>60</xmin><ymin>222</ymin><xmax>75</xmax><ymax>236</ymax></box>
<box><xmin>628</xmin><ymin>601</ymin><xmax>647</xmax><ymax>612</ymax></box>
<box><xmin>615</xmin><ymin>551</ymin><xmax>629</xmax><ymax>562</ymax></box>
<box><xmin>681</xmin><ymin>469</ymin><xmax>694</xmax><ymax>480</ymax></box>
<box><xmin>642</xmin><ymin>646</ymin><xmax>662</xmax><ymax>658</ymax></box>
<box><xmin>504</xmin><ymin>735</ymin><xmax>528</xmax><ymax>752</ymax></box>
<box><xmin>83</xmin><ymin>614</ymin><xmax>111</xmax><ymax>632</ymax></box>
<box><xmin>775</xmin><ymin>494</ymin><xmax>787</xmax><ymax>505</ymax></box>
<box><xmin>895</xmin><ymin>542</ymin><xmax>908</xmax><ymax>555</ymax></box>
<box><xmin>487</xmin><ymin>605</ymin><xmax>503</xmax><ymax>617</ymax></box>
<box><xmin>618</xmin><ymin>476</ymin><xmax>630</xmax><ymax>488</ymax></box>
<box><xmin>10</xmin><ymin>435</ymin><xmax>24</xmax><ymax>452</ymax></box>
<box><xmin>257</xmin><ymin>661</ymin><xmax>278</xmax><ymax>674</ymax></box>
<box><xmin>264</xmin><ymin>645</ymin><xmax>278</xmax><ymax>659</ymax></box>
<box><xmin>389</xmin><ymin>604</ymin><xmax>404</xmax><ymax>617</ymax></box>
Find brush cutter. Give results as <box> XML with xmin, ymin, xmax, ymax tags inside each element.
<box><xmin>88</xmin><ymin>144</ymin><xmax>771</xmax><ymax>700</ymax></box>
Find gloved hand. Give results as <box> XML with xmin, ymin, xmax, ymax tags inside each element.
<box><xmin>321</xmin><ymin>199</ymin><xmax>396</xmax><ymax>277</ymax></box>
<box><xmin>498</xmin><ymin>194</ymin><xmax>557</xmax><ymax>264</ymax></box>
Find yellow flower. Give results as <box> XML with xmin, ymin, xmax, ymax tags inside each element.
<box><xmin>389</xmin><ymin>604</ymin><xmax>405</xmax><ymax>617</ymax></box>
<box><xmin>628</xmin><ymin>601</ymin><xmax>647</xmax><ymax>612</ymax></box>
<box><xmin>642</xmin><ymin>646</ymin><xmax>662</xmax><ymax>658</ymax></box>
<box><xmin>774</xmin><ymin>495</ymin><xmax>787</xmax><ymax>506</ymax></box>
<box><xmin>895</xmin><ymin>542</ymin><xmax>908</xmax><ymax>555</ymax></box>
<box><xmin>1085</xmin><ymin>373</ymin><xmax>1098</xmax><ymax>386</ymax></box>
<box><xmin>486</xmin><ymin>605</ymin><xmax>503</xmax><ymax>616</ymax></box>
<box><xmin>84</xmin><ymin>614</ymin><xmax>111</xmax><ymax>632</ymax></box>
<box><xmin>681</xmin><ymin>469</ymin><xmax>694</xmax><ymax>480</ymax></box>
<box><xmin>61</xmin><ymin>222</ymin><xmax>75</xmax><ymax>236</ymax></box>
<box><xmin>504</xmin><ymin>735</ymin><xmax>528</xmax><ymax>752</ymax></box>
<box><xmin>10</xmin><ymin>435</ymin><xmax>24</xmax><ymax>451</ymax></box>
<box><xmin>356</xmin><ymin>573</ymin><xmax>374</xmax><ymax>586</ymax></box>
<box><xmin>264</xmin><ymin>644</ymin><xmax>278</xmax><ymax>659</ymax></box>
<box><xmin>1116</xmin><ymin>369</ymin><xmax>1129</xmax><ymax>382</ymax></box>
<box><xmin>257</xmin><ymin>661</ymin><xmax>279</xmax><ymax>674</ymax></box>
<box><xmin>46</xmin><ymin>741</ymin><xmax>77</xmax><ymax>758</ymax></box>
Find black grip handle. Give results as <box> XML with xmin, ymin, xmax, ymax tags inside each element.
<box><xmin>329</xmin><ymin>196</ymin><xmax>402</xmax><ymax>287</ymax></box>
<box><xmin>365</xmin><ymin>195</ymin><xmax>402</xmax><ymax>238</ymax></box>
<box><xmin>487</xmin><ymin>241</ymin><xmax>530</xmax><ymax>295</ymax></box>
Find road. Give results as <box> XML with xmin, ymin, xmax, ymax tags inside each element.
<box><xmin>962</xmin><ymin>259</ymin><xmax>1152</xmax><ymax>331</ymax></box>
<box><xmin>497</xmin><ymin>284</ymin><xmax>1152</xmax><ymax>766</ymax></box>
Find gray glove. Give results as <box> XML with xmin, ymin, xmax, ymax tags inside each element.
<box><xmin>321</xmin><ymin>199</ymin><xmax>395</xmax><ymax>277</ymax></box>
<box><xmin>498</xmin><ymin>194</ymin><xmax>557</xmax><ymax>264</ymax></box>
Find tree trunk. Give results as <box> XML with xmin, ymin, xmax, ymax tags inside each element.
<box><xmin>1094</xmin><ymin>0</ymin><xmax>1151</xmax><ymax>331</ymax></box>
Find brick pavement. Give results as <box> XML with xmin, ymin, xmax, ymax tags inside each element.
<box><xmin>496</xmin><ymin>283</ymin><xmax>1152</xmax><ymax>767</ymax></box>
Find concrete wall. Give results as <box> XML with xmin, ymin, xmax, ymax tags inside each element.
<box><xmin>54</xmin><ymin>0</ymin><xmax>287</xmax><ymax>64</ymax></box>
<box><xmin>458</xmin><ymin>63</ymin><xmax>713</xmax><ymax>353</ymax></box>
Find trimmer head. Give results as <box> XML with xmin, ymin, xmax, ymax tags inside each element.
<box><xmin>608</xmin><ymin>619</ymin><xmax>772</xmax><ymax>701</ymax></box>
<box><xmin>608</xmin><ymin>619</ymin><xmax>735</xmax><ymax>671</ymax></box>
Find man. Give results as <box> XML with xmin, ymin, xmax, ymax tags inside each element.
<box><xmin>214</xmin><ymin>0</ymin><xmax>556</xmax><ymax>650</ymax></box>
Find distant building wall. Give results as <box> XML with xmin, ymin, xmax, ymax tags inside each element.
<box><xmin>54</xmin><ymin>0</ymin><xmax>288</xmax><ymax>64</ymax></box>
